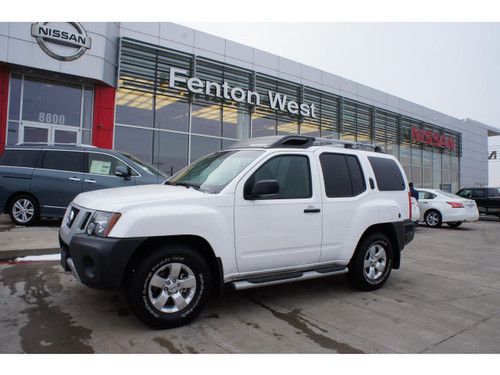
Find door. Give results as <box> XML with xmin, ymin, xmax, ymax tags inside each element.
<box><xmin>20</xmin><ymin>121</ymin><xmax>81</xmax><ymax>145</ymax></box>
<box><xmin>486</xmin><ymin>188</ymin><xmax>500</xmax><ymax>215</ymax></box>
<box><xmin>31</xmin><ymin>150</ymin><xmax>84</xmax><ymax>216</ymax></box>
<box><xmin>234</xmin><ymin>153</ymin><xmax>322</xmax><ymax>273</ymax></box>
<box><xmin>471</xmin><ymin>189</ymin><xmax>487</xmax><ymax>213</ymax></box>
<box><xmin>82</xmin><ymin>152</ymin><xmax>137</xmax><ymax>192</ymax></box>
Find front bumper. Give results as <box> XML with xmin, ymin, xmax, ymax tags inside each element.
<box><xmin>60</xmin><ymin>234</ymin><xmax>146</xmax><ymax>289</ymax></box>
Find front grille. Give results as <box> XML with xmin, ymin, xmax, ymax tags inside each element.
<box><xmin>66</xmin><ymin>207</ymin><xmax>80</xmax><ymax>228</ymax></box>
<box><xmin>80</xmin><ymin>212</ymin><xmax>92</xmax><ymax>230</ymax></box>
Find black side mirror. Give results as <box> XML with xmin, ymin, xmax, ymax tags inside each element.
<box><xmin>115</xmin><ymin>165</ymin><xmax>131</xmax><ymax>179</ymax></box>
<box><xmin>247</xmin><ymin>179</ymin><xmax>279</xmax><ymax>200</ymax></box>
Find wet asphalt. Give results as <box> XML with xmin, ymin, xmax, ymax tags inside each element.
<box><xmin>0</xmin><ymin>219</ymin><xmax>499</xmax><ymax>353</ymax></box>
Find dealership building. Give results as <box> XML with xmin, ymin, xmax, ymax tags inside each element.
<box><xmin>1</xmin><ymin>22</ymin><xmax>499</xmax><ymax>191</ymax></box>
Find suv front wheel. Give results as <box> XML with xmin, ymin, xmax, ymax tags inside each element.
<box><xmin>125</xmin><ymin>244</ymin><xmax>212</xmax><ymax>329</ymax></box>
<box><xmin>347</xmin><ymin>233</ymin><xmax>393</xmax><ymax>291</ymax></box>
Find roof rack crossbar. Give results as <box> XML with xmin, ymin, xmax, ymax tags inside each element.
<box><xmin>313</xmin><ymin>137</ymin><xmax>383</xmax><ymax>152</ymax></box>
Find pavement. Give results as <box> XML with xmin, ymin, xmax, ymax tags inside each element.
<box><xmin>0</xmin><ymin>218</ymin><xmax>499</xmax><ymax>353</ymax></box>
<box><xmin>0</xmin><ymin>215</ymin><xmax>60</xmax><ymax>260</ymax></box>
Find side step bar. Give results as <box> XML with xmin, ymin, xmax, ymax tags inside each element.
<box><xmin>230</xmin><ymin>266</ymin><xmax>348</xmax><ymax>291</ymax></box>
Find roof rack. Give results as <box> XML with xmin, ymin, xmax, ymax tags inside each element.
<box><xmin>15</xmin><ymin>142</ymin><xmax>96</xmax><ymax>148</ymax></box>
<box><xmin>226</xmin><ymin>135</ymin><xmax>383</xmax><ymax>152</ymax></box>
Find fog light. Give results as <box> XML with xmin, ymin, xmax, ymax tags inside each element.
<box><xmin>82</xmin><ymin>256</ymin><xmax>96</xmax><ymax>279</ymax></box>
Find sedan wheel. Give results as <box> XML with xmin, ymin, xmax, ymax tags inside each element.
<box><xmin>425</xmin><ymin>210</ymin><xmax>442</xmax><ymax>228</ymax></box>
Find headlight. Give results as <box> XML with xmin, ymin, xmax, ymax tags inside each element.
<box><xmin>86</xmin><ymin>211</ymin><xmax>121</xmax><ymax>237</ymax></box>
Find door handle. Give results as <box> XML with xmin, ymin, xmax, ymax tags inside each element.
<box><xmin>304</xmin><ymin>208</ymin><xmax>321</xmax><ymax>213</ymax></box>
<box><xmin>84</xmin><ymin>179</ymin><xmax>96</xmax><ymax>183</ymax></box>
<box><xmin>68</xmin><ymin>177</ymin><xmax>81</xmax><ymax>181</ymax></box>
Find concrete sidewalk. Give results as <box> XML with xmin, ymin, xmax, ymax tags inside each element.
<box><xmin>0</xmin><ymin>214</ymin><xmax>60</xmax><ymax>260</ymax></box>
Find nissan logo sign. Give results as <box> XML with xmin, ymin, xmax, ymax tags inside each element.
<box><xmin>31</xmin><ymin>22</ymin><xmax>91</xmax><ymax>61</ymax></box>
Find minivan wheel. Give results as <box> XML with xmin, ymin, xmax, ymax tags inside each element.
<box><xmin>424</xmin><ymin>210</ymin><xmax>442</xmax><ymax>228</ymax></box>
<box><xmin>125</xmin><ymin>245</ymin><xmax>211</xmax><ymax>329</ymax></box>
<box><xmin>347</xmin><ymin>233</ymin><xmax>393</xmax><ymax>291</ymax></box>
<box><xmin>447</xmin><ymin>221</ymin><xmax>462</xmax><ymax>228</ymax></box>
<box><xmin>9</xmin><ymin>194</ymin><xmax>39</xmax><ymax>226</ymax></box>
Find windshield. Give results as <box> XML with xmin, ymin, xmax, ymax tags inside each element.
<box><xmin>167</xmin><ymin>150</ymin><xmax>264</xmax><ymax>193</ymax></box>
<box><xmin>119</xmin><ymin>152</ymin><xmax>167</xmax><ymax>178</ymax></box>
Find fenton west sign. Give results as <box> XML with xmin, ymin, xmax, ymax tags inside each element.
<box><xmin>169</xmin><ymin>67</ymin><xmax>318</xmax><ymax>118</ymax></box>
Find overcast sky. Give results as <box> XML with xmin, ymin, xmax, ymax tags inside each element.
<box><xmin>182</xmin><ymin>22</ymin><xmax>500</xmax><ymax>142</ymax></box>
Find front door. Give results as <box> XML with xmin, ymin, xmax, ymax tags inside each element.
<box><xmin>234</xmin><ymin>153</ymin><xmax>322</xmax><ymax>273</ymax></box>
<box><xmin>82</xmin><ymin>152</ymin><xmax>137</xmax><ymax>192</ymax></box>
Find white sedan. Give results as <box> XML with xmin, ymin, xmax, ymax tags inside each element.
<box><xmin>411</xmin><ymin>197</ymin><xmax>421</xmax><ymax>223</ymax></box>
<box><xmin>416</xmin><ymin>188</ymin><xmax>479</xmax><ymax>228</ymax></box>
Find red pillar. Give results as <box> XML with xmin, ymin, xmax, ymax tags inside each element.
<box><xmin>92</xmin><ymin>84</ymin><xmax>116</xmax><ymax>149</ymax></box>
<box><xmin>0</xmin><ymin>65</ymin><xmax>9</xmax><ymax>155</ymax></box>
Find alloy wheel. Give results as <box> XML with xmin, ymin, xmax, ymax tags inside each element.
<box><xmin>426</xmin><ymin>211</ymin><xmax>439</xmax><ymax>227</ymax></box>
<box><xmin>147</xmin><ymin>262</ymin><xmax>197</xmax><ymax>313</ymax></box>
<box><xmin>363</xmin><ymin>243</ymin><xmax>387</xmax><ymax>282</ymax></box>
<box><xmin>12</xmin><ymin>198</ymin><xmax>35</xmax><ymax>224</ymax></box>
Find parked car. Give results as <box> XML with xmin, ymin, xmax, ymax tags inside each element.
<box><xmin>0</xmin><ymin>144</ymin><xmax>166</xmax><ymax>226</ymax></box>
<box><xmin>59</xmin><ymin>135</ymin><xmax>415</xmax><ymax>329</ymax></box>
<box><xmin>456</xmin><ymin>187</ymin><xmax>500</xmax><ymax>219</ymax></box>
<box><xmin>411</xmin><ymin>197</ymin><xmax>420</xmax><ymax>223</ymax></box>
<box><xmin>416</xmin><ymin>188</ymin><xmax>479</xmax><ymax>228</ymax></box>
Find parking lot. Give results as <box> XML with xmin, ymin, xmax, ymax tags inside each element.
<box><xmin>0</xmin><ymin>217</ymin><xmax>499</xmax><ymax>353</ymax></box>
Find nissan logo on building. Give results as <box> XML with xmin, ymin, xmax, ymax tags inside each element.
<box><xmin>31</xmin><ymin>22</ymin><xmax>91</xmax><ymax>61</ymax></box>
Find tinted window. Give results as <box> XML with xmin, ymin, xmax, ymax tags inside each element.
<box><xmin>87</xmin><ymin>153</ymin><xmax>134</xmax><ymax>176</ymax></box>
<box><xmin>457</xmin><ymin>189</ymin><xmax>472</xmax><ymax>198</ymax></box>
<box><xmin>0</xmin><ymin>149</ymin><xmax>40</xmax><ymax>167</ymax></box>
<box><xmin>368</xmin><ymin>156</ymin><xmax>405</xmax><ymax>191</ymax></box>
<box><xmin>472</xmin><ymin>189</ymin><xmax>486</xmax><ymax>198</ymax></box>
<box><xmin>487</xmin><ymin>188</ymin><xmax>500</xmax><ymax>197</ymax></box>
<box><xmin>320</xmin><ymin>153</ymin><xmax>366</xmax><ymax>198</ymax></box>
<box><xmin>42</xmin><ymin>151</ymin><xmax>84</xmax><ymax>172</ymax></box>
<box><xmin>246</xmin><ymin>155</ymin><xmax>311</xmax><ymax>199</ymax></box>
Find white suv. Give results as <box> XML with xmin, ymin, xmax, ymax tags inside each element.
<box><xmin>59</xmin><ymin>136</ymin><xmax>415</xmax><ymax>329</ymax></box>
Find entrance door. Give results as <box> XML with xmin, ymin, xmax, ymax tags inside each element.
<box><xmin>19</xmin><ymin>121</ymin><xmax>81</xmax><ymax>145</ymax></box>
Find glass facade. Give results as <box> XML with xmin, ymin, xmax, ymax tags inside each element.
<box><xmin>114</xmin><ymin>38</ymin><xmax>461</xmax><ymax>187</ymax></box>
<box><xmin>6</xmin><ymin>73</ymin><xmax>93</xmax><ymax>146</ymax></box>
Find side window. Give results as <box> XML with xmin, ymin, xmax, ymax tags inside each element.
<box><xmin>418</xmin><ymin>191</ymin><xmax>436</xmax><ymax>200</ymax></box>
<box><xmin>245</xmin><ymin>154</ymin><xmax>311</xmax><ymax>199</ymax></box>
<box><xmin>0</xmin><ymin>150</ymin><xmax>40</xmax><ymax>167</ymax></box>
<box><xmin>319</xmin><ymin>153</ymin><xmax>366</xmax><ymax>198</ymax></box>
<box><xmin>42</xmin><ymin>151</ymin><xmax>84</xmax><ymax>172</ymax></box>
<box><xmin>368</xmin><ymin>156</ymin><xmax>405</xmax><ymax>191</ymax></box>
<box><xmin>472</xmin><ymin>189</ymin><xmax>486</xmax><ymax>198</ymax></box>
<box><xmin>457</xmin><ymin>189</ymin><xmax>472</xmax><ymax>198</ymax></box>
<box><xmin>87</xmin><ymin>153</ymin><xmax>132</xmax><ymax>176</ymax></box>
<box><xmin>487</xmin><ymin>188</ymin><xmax>500</xmax><ymax>197</ymax></box>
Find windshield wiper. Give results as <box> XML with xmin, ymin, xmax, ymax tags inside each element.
<box><xmin>166</xmin><ymin>181</ymin><xmax>202</xmax><ymax>191</ymax></box>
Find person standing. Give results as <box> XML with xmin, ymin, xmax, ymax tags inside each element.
<box><xmin>409</xmin><ymin>182</ymin><xmax>419</xmax><ymax>201</ymax></box>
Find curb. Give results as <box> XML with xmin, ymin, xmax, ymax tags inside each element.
<box><xmin>0</xmin><ymin>248</ymin><xmax>60</xmax><ymax>262</ymax></box>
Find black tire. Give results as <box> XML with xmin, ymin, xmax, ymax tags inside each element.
<box><xmin>424</xmin><ymin>210</ymin><xmax>442</xmax><ymax>228</ymax></box>
<box><xmin>8</xmin><ymin>194</ymin><xmax>40</xmax><ymax>226</ymax></box>
<box><xmin>347</xmin><ymin>232</ymin><xmax>393</xmax><ymax>291</ymax></box>
<box><xmin>125</xmin><ymin>244</ymin><xmax>211</xmax><ymax>329</ymax></box>
<box><xmin>447</xmin><ymin>221</ymin><xmax>462</xmax><ymax>228</ymax></box>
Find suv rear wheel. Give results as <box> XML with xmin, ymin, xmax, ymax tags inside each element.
<box><xmin>8</xmin><ymin>194</ymin><xmax>39</xmax><ymax>226</ymax></box>
<box><xmin>125</xmin><ymin>244</ymin><xmax>211</xmax><ymax>329</ymax></box>
<box><xmin>347</xmin><ymin>233</ymin><xmax>393</xmax><ymax>291</ymax></box>
<box><xmin>424</xmin><ymin>210</ymin><xmax>442</xmax><ymax>228</ymax></box>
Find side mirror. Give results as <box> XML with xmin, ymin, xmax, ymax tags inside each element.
<box><xmin>247</xmin><ymin>179</ymin><xmax>279</xmax><ymax>200</ymax></box>
<box><xmin>115</xmin><ymin>165</ymin><xmax>131</xmax><ymax>179</ymax></box>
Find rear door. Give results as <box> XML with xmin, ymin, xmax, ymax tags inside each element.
<box><xmin>471</xmin><ymin>189</ymin><xmax>487</xmax><ymax>213</ymax></box>
<box><xmin>486</xmin><ymin>188</ymin><xmax>500</xmax><ymax>215</ymax></box>
<box><xmin>31</xmin><ymin>150</ymin><xmax>84</xmax><ymax>216</ymax></box>
<box><xmin>82</xmin><ymin>151</ymin><xmax>137</xmax><ymax>192</ymax></box>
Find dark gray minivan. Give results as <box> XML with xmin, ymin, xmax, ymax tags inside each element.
<box><xmin>0</xmin><ymin>144</ymin><xmax>166</xmax><ymax>225</ymax></box>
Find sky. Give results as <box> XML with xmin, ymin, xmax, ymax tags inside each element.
<box><xmin>182</xmin><ymin>23</ymin><xmax>500</xmax><ymax>145</ymax></box>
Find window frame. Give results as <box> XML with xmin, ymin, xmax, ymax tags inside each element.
<box><xmin>319</xmin><ymin>152</ymin><xmax>367</xmax><ymax>198</ymax></box>
<box><xmin>243</xmin><ymin>153</ymin><xmax>313</xmax><ymax>201</ymax></box>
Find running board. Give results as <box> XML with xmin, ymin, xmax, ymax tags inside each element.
<box><xmin>230</xmin><ymin>266</ymin><xmax>348</xmax><ymax>291</ymax></box>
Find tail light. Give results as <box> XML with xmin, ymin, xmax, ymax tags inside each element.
<box><xmin>408</xmin><ymin>192</ymin><xmax>412</xmax><ymax>220</ymax></box>
<box><xmin>447</xmin><ymin>201</ymin><xmax>464</xmax><ymax>208</ymax></box>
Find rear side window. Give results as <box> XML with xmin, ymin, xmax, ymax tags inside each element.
<box><xmin>320</xmin><ymin>153</ymin><xmax>366</xmax><ymax>198</ymax></box>
<box><xmin>368</xmin><ymin>156</ymin><xmax>405</xmax><ymax>191</ymax></box>
<box><xmin>42</xmin><ymin>151</ymin><xmax>84</xmax><ymax>172</ymax></box>
<box><xmin>0</xmin><ymin>149</ymin><xmax>40</xmax><ymax>167</ymax></box>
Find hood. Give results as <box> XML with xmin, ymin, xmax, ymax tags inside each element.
<box><xmin>73</xmin><ymin>184</ymin><xmax>206</xmax><ymax>212</ymax></box>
